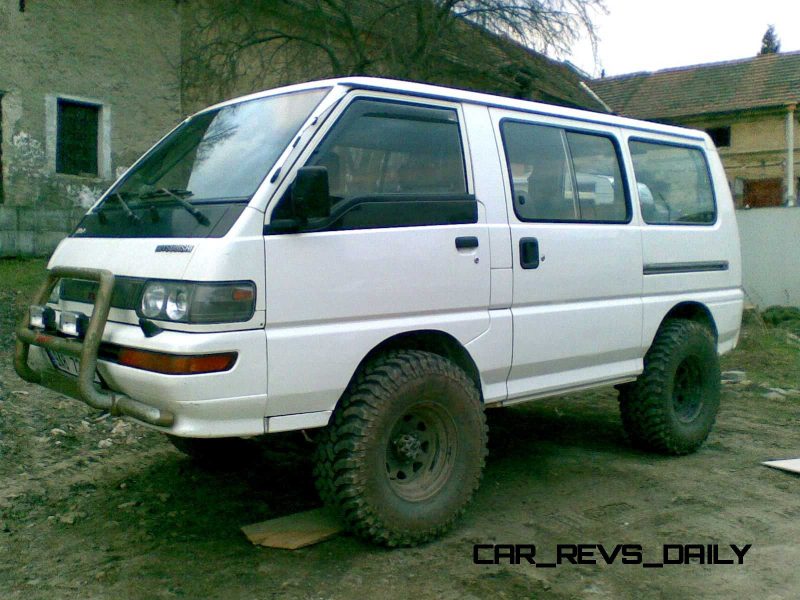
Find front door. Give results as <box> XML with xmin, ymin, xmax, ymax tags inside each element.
<box><xmin>263</xmin><ymin>96</ymin><xmax>490</xmax><ymax>417</ymax></box>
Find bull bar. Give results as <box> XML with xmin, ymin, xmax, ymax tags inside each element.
<box><xmin>14</xmin><ymin>266</ymin><xmax>175</xmax><ymax>427</ymax></box>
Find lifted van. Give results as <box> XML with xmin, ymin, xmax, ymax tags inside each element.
<box><xmin>16</xmin><ymin>78</ymin><xmax>743</xmax><ymax>546</ymax></box>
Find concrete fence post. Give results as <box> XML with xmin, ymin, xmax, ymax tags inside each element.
<box><xmin>786</xmin><ymin>104</ymin><xmax>796</xmax><ymax>207</ymax></box>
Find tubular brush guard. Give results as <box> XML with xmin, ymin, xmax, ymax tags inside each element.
<box><xmin>14</xmin><ymin>266</ymin><xmax>174</xmax><ymax>427</ymax></box>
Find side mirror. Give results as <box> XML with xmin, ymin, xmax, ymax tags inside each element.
<box><xmin>291</xmin><ymin>166</ymin><xmax>331</xmax><ymax>221</ymax></box>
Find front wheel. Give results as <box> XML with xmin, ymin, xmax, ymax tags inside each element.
<box><xmin>619</xmin><ymin>319</ymin><xmax>720</xmax><ymax>455</ymax></box>
<box><xmin>314</xmin><ymin>350</ymin><xmax>487</xmax><ymax>546</ymax></box>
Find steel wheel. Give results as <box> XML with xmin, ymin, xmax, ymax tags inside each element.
<box><xmin>385</xmin><ymin>403</ymin><xmax>458</xmax><ymax>502</ymax></box>
<box><xmin>672</xmin><ymin>358</ymin><xmax>704</xmax><ymax>422</ymax></box>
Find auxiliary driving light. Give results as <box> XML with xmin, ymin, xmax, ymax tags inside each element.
<box><xmin>29</xmin><ymin>305</ymin><xmax>56</xmax><ymax>330</ymax></box>
<box><xmin>58</xmin><ymin>311</ymin><xmax>90</xmax><ymax>337</ymax></box>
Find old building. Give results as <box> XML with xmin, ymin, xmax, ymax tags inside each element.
<box><xmin>0</xmin><ymin>1</ymin><xmax>182</xmax><ymax>255</ymax></box>
<box><xmin>0</xmin><ymin>1</ymin><xmax>605</xmax><ymax>257</ymax></box>
<box><xmin>590</xmin><ymin>52</ymin><xmax>800</xmax><ymax>308</ymax></box>
<box><xmin>590</xmin><ymin>52</ymin><xmax>800</xmax><ymax>209</ymax></box>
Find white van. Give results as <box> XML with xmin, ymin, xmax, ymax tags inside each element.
<box><xmin>16</xmin><ymin>77</ymin><xmax>743</xmax><ymax>546</ymax></box>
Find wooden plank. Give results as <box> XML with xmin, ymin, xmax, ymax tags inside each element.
<box><xmin>242</xmin><ymin>508</ymin><xmax>344</xmax><ymax>550</ymax></box>
<box><xmin>763</xmin><ymin>458</ymin><xmax>800</xmax><ymax>475</ymax></box>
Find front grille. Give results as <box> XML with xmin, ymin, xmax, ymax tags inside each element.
<box><xmin>60</xmin><ymin>277</ymin><xmax>145</xmax><ymax>310</ymax></box>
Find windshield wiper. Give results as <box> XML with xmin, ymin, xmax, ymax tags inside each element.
<box><xmin>97</xmin><ymin>192</ymin><xmax>141</xmax><ymax>225</ymax></box>
<box><xmin>138</xmin><ymin>188</ymin><xmax>210</xmax><ymax>226</ymax></box>
<box><xmin>139</xmin><ymin>188</ymin><xmax>193</xmax><ymax>199</ymax></box>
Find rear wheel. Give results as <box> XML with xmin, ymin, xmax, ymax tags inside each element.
<box><xmin>314</xmin><ymin>350</ymin><xmax>487</xmax><ymax>546</ymax></box>
<box><xmin>619</xmin><ymin>319</ymin><xmax>720</xmax><ymax>455</ymax></box>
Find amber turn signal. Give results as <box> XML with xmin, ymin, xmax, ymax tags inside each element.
<box><xmin>115</xmin><ymin>348</ymin><xmax>237</xmax><ymax>375</ymax></box>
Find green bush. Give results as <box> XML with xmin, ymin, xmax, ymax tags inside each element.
<box><xmin>762</xmin><ymin>306</ymin><xmax>800</xmax><ymax>336</ymax></box>
<box><xmin>762</xmin><ymin>306</ymin><xmax>800</xmax><ymax>325</ymax></box>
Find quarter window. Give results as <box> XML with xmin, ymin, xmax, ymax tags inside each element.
<box><xmin>501</xmin><ymin>121</ymin><xmax>628</xmax><ymax>223</ymax></box>
<box><xmin>629</xmin><ymin>141</ymin><xmax>716</xmax><ymax>225</ymax></box>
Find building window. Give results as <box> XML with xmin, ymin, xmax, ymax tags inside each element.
<box><xmin>705</xmin><ymin>126</ymin><xmax>731</xmax><ymax>148</ymax></box>
<box><xmin>732</xmin><ymin>177</ymin><xmax>745</xmax><ymax>208</ymax></box>
<box><xmin>56</xmin><ymin>99</ymin><xmax>99</xmax><ymax>176</ymax></box>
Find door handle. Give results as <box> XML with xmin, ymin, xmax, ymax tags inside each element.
<box><xmin>455</xmin><ymin>236</ymin><xmax>479</xmax><ymax>250</ymax></box>
<box><xmin>519</xmin><ymin>237</ymin><xmax>540</xmax><ymax>269</ymax></box>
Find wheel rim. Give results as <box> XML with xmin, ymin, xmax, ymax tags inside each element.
<box><xmin>384</xmin><ymin>403</ymin><xmax>457</xmax><ymax>502</ymax></box>
<box><xmin>672</xmin><ymin>357</ymin><xmax>704</xmax><ymax>423</ymax></box>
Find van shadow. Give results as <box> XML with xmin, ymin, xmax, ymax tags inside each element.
<box><xmin>96</xmin><ymin>432</ymin><xmax>321</xmax><ymax>542</ymax></box>
<box><xmin>485</xmin><ymin>391</ymin><xmax>634</xmax><ymax>460</ymax></box>
<box><xmin>92</xmin><ymin>392</ymin><xmax>638</xmax><ymax>545</ymax></box>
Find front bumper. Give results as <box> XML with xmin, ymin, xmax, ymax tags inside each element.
<box><xmin>15</xmin><ymin>267</ymin><xmax>175</xmax><ymax>427</ymax></box>
<box><xmin>16</xmin><ymin>267</ymin><xmax>271</xmax><ymax>437</ymax></box>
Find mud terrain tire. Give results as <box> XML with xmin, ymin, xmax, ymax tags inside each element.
<box><xmin>314</xmin><ymin>350</ymin><xmax>487</xmax><ymax>546</ymax></box>
<box><xmin>620</xmin><ymin>319</ymin><xmax>720</xmax><ymax>455</ymax></box>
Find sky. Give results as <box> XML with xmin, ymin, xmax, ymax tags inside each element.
<box><xmin>567</xmin><ymin>0</ymin><xmax>800</xmax><ymax>78</ymax></box>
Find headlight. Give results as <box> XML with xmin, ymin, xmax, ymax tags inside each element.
<box><xmin>165</xmin><ymin>287</ymin><xmax>189</xmax><ymax>321</ymax></box>
<box><xmin>141</xmin><ymin>283</ymin><xmax>168</xmax><ymax>318</ymax></box>
<box><xmin>138</xmin><ymin>280</ymin><xmax>256</xmax><ymax>324</ymax></box>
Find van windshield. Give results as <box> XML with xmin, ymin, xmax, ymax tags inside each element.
<box><xmin>73</xmin><ymin>87</ymin><xmax>329</xmax><ymax>238</ymax></box>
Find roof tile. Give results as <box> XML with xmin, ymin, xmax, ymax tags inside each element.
<box><xmin>589</xmin><ymin>51</ymin><xmax>800</xmax><ymax>119</ymax></box>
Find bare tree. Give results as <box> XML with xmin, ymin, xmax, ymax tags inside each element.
<box><xmin>182</xmin><ymin>0</ymin><xmax>605</xmax><ymax>107</ymax></box>
<box><xmin>451</xmin><ymin>0</ymin><xmax>601</xmax><ymax>56</ymax></box>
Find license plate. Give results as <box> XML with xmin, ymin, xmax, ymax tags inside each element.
<box><xmin>47</xmin><ymin>350</ymin><xmax>101</xmax><ymax>383</ymax></box>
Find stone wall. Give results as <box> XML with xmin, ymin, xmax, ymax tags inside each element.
<box><xmin>0</xmin><ymin>204</ymin><xmax>86</xmax><ymax>257</ymax></box>
<box><xmin>0</xmin><ymin>0</ymin><xmax>182</xmax><ymax>256</ymax></box>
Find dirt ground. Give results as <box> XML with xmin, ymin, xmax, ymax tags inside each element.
<box><xmin>1</xmin><ymin>258</ymin><xmax>799</xmax><ymax>599</ymax></box>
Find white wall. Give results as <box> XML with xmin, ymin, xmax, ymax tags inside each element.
<box><xmin>736</xmin><ymin>207</ymin><xmax>800</xmax><ymax>308</ymax></box>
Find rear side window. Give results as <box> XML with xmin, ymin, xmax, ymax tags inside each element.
<box><xmin>567</xmin><ymin>131</ymin><xmax>627</xmax><ymax>222</ymax></box>
<box><xmin>628</xmin><ymin>140</ymin><xmax>716</xmax><ymax>225</ymax></box>
<box><xmin>500</xmin><ymin>121</ymin><xmax>628</xmax><ymax>223</ymax></box>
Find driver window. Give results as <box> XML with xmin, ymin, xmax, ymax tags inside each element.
<box><xmin>306</xmin><ymin>99</ymin><xmax>467</xmax><ymax>204</ymax></box>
